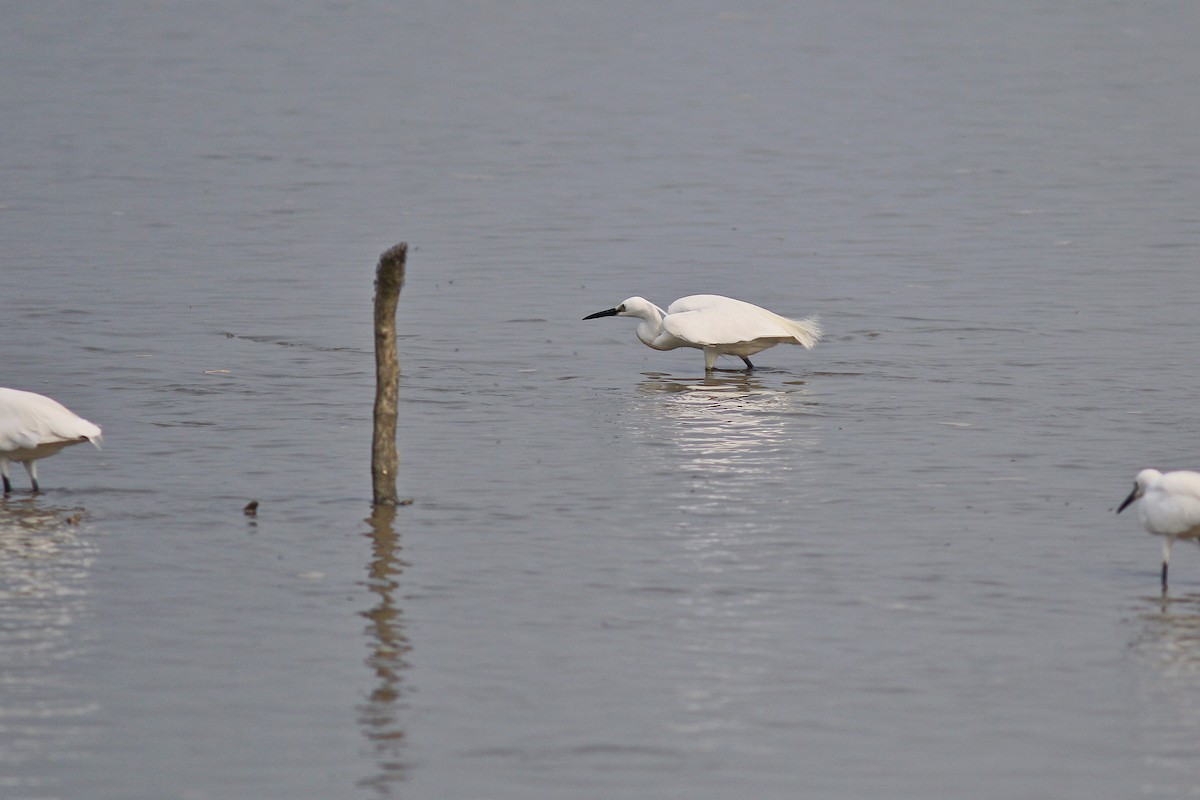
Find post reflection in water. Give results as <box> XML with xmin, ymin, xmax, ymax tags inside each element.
<box><xmin>357</xmin><ymin>505</ymin><xmax>411</xmax><ymax>797</ymax></box>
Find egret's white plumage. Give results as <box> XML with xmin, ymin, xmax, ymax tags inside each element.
<box><xmin>1117</xmin><ymin>468</ymin><xmax>1200</xmax><ymax>590</ymax></box>
<box><xmin>0</xmin><ymin>388</ymin><xmax>102</xmax><ymax>493</ymax></box>
<box><xmin>583</xmin><ymin>294</ymin><xmax>821</xmax><ymax>371</ymax></box>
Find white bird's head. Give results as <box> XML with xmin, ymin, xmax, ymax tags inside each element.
<box><xmin>1117</xmin><ymin>468</ymin><xmax>1163</xmax><ymax>514</ymax></box>
<box><xmin>582</xmin><ymin>296</ymin><xmax>664</xmax><ymax>322</ymax></box>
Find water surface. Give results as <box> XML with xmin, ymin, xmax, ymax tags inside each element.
<box><xmin>2</xmin><ymin>2</ymin><xmax>1199</xmax><ymax>798</ymax></box>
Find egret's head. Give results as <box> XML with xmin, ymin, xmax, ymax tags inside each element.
<box><xmin>1118</xmin><ymin>468</ymin><xmax>1162</xmax><ymax>514</ymax></box>
<box><xmin>582</xmin><ymin>297</ymin><xmax>659</xmax><ymax>321</ymax></box>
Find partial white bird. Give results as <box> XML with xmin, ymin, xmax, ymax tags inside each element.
<box><xmin>582</xmin><ymin>294</ymin><xmax>821</xmax><ymax>371</ymax></box>
<box><xmin>1117</xmin><ymin>468</ymin><xmax>1200</xmax><ymax>591</ymax></box>
<box><xmin>0</xmin><ymin>388</ymin><xmax>102</xmax><ymax>493</ymax></box>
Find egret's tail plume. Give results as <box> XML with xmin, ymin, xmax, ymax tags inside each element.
<box><xmin>788</xmin><ymin>316</ymin><xmax>821</xmax><ymax>349</ymax></box>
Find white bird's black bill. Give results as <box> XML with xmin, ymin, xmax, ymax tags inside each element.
<box><xmin>583</xmin><ymin>307</ymin><xmax>620</xmax><ymax>320</ymax></box>
<box><xmin>1116</xmin><ymin>485</ymin><xmax>1139</xmax><ymax>514</ymax></box>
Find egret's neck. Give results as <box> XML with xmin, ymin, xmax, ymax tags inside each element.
<box><xmin>634</xmin><ymin>308</ymin><xmax>667</xmax><ymax>350</ymax></box>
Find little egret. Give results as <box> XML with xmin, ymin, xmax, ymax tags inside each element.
<box><xmin>582</xmin><ymin>294</ymin><xmax>821</xmax><ymax>371</ymax></box>
<box><xmin>0</xmin><ymin>388</ymin><xmax>102</xmax><ymax>493</ymax></box>
<box><xmin>1117</xmin><ymin>468</ymin><xmax>1200</xmax><ymax>591</ymax></box>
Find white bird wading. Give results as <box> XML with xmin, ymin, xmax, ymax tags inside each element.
<box><xmin>1117</xmin><ymin>468</ymin><xmax>1200</xmax><ymax>591</ymax></box>
<box><xmin>583</xmin><ymin>294</ymin><xmax>821</xmax><ymax>372</ymax></box>
<box><xmin>0</xmin><ymin>388</ymin><xmax>102</xmax><ymax>493</ymax></box>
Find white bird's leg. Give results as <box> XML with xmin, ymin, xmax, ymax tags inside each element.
<box><xmin>1</xmin><ymin>459</ymin><xmax>10</xmax><ymax>494</ymax></box>
<box><xmin>23</xmin><ymin>461</ymin><xmax>39</xmax><ymax>493</ymax></box>
<box><xmin>1162</xmin><ymin>538</ymin><xmax>1173</xmax><ymax>592</ymax></box>
<box><xmin>739</xmin><ymin>356</ymin><xmax>755</xmax><ymax>370</ymax></box>
<box><xmin>704</xmin><ymin>349</ymin><xmax>718</xmax><ymax>371</ymax></box>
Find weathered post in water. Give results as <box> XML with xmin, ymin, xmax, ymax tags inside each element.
<box><xmin>372</xmin><ymin>242</ymin><xmax>406</xmax><ymax>506</ymax></box>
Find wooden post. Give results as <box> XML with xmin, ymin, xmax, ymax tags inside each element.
<box><xmin>372</xmin><ymin>242</ymin><xmax>406</xmax><ymax>506</ymax></box>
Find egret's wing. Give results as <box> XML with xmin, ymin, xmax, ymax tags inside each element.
<box><xmin>662</xmin><ymin>307</ymin><xmax>783</xmax><ymax>345</ymax></box>
<box><xmin>664</xmin><ymin>295</ymin><xmax>727</xmax><ymax>315</ymax></box>
<box><xmin>663</xmin><ymin>295</ymin><xmax>820</xmax><ymax>347</ymax></box>
<box><xmin>0</xmin><ymin>401</ymin><xmax>58</xmax><ymax>450</ymax></box>
<box><xmin>0</xmin><ymin>412</ymin><xmax>43</xmax><ymax>451</ymax></box>
<box><xmin>1159</xmin><ymin>472</ymin><xmax>1200</xmax><ymax>500</ymax></box>
<box><xmin>0</xmin><ymin>390</ymin><xmax>101</xmax><ymax>450</ymax></box>
<box><xmin>1147</xmin><ymin>472</ymin><xmax>1200</xmax><ymax>535</ymax></box>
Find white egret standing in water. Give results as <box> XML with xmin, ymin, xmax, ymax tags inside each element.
<box><xmin>0</xmin><ymin>388</ymin><xmax>102</xmax><ymax>493</ymax></box>
<box><xmin>583</xmin><ymin>294</ymin><xmax>821</xmax><ymax>371</ymax></box>
<box><xmin>1117</xmin><ymin>468</ymin><xmax>1200</xmax><ymax>591</ymax></box>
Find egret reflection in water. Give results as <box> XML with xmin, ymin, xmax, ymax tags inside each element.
<box><xmin>630</xmin><ymin>373</ymin><xmax>822</xmax><ymax>516</ymax></box>
<box><xmin>1131</xmin><ymin>594</ymin><xmax>1200</xmax><ymax>788</ymax></box>
<box><xmin>1135</xmin><ymin>594</ymin><xmax>1200</xmax><ymax>679</ymax></box>
<box><xmin>0</xmin><ymin>498</ymin><xmax>98</xmax><ymax>792</ymax></box>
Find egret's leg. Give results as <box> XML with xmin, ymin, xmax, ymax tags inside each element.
<box><xmin>23</xmin><ymin>461</ymin><xmax>39</xmax><ymax>494</ymax></box>
<box><xmin>1</xmin><ymin>459</ymin><xmax>10</xmax><ymax>494</ymax></box>
<box><xmin>1162</xmin><ymin>538</ymin><xmax>1174</xmax><ymax>592</ymax></box>
<box><xmin>739</xmin><ymin>356</ymin><xmax>755</xmax><ymax>370</ymax></box>
<box><xmin>704</xmin><ymin>349</ymin><xmax>717</xmax><ymax>371</ymax></box>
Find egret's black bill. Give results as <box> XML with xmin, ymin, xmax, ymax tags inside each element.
<box><xmin>583</xmin><ymin>307</ymin><xmax>620</xmax><ymax>320</ymax></box>
<box><xmin>1116</xmin><ymin>485</ymin><xmax>1138</xmax><ymax>514</ymax></box>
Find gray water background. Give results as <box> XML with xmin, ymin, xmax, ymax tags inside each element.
<box><xmin>2</xmin><ymin>2</ymin><xmax>1200</xmax><ymax>798</ymax></box>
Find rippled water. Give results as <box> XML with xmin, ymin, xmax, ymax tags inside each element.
<box><xmin>2</xmin><ymin>2</ymin><xmax>1200</xmax><ymax>798</ymax></box>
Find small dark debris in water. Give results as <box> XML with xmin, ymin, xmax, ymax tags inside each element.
<box><xmin>398</xmin><ymin>498</ymin><xmax>414</xmax><ymax>506</ymax></box>
<box><xmin>63</xmin><ymin>512</ymin><xmax>83</xmax><ymax>525</ymax></box>
<box><xmin>243</xmin><ymin>500</ymin><xmax>259</xmax><ymax>516</ymax></box>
